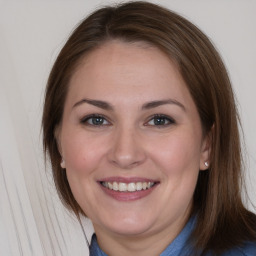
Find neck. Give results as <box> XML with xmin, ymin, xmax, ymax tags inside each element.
<box><xmin>93</xmin><ymin>213</ymin><xmax>190</xmax><ymax>256</ymax></box>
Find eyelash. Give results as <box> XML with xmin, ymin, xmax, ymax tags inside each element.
<box><xmin>80</xmin><ymin>114</ymin><xmax>175</xmax><ymax>127</ymax></box>
<box><xmin>145</xmin><ymin>114</ymin><xmax>175</xmax><ymax>127</ymax></box>
<box><xmin>80</xmin><ymin>114</ymin><xmax>110</xmax><ymax>126</ymax></box>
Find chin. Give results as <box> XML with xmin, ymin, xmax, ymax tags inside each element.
<box><xmin>98</xmin><ymin>215</ymin><xmax>156</xmax><ymax>237</ymax></box>
<box><xmin>108</xmin><ymin>225</ymin><xmax>152</xmax><ymax>237</ymax></box>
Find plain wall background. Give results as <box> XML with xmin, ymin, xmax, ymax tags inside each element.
<box><xmin>0</xmin><ymin>1</ymin><xmax>255</xmax><ymax>255</ymax></box>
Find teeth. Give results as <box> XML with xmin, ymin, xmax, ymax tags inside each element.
<box><xmin>142</xmin><ymin>182</ymin><xmax>147</xmax><ymax>190</ymax></box>
<box><xmin>108</xmin><ymin>182</ymin><xmax>113</xmax><ymax>190</ymax></box>
<box><xmin>136</xmin><ymin>182</ymin><xmax>143</xmax><ymax>191</ymax></box>
<box><xmin>127</xmin><ymin>183</ymin><xmax>136</xmax><ymax>192</ymax></box>
<box><xmin>113</xmin><ymin>182</ymin><xmax>118</xmax><ymax>191</ymax></box>
<box><xmin>102</xmin><ymin>181</ymin><xmax>155</xmax><ymax>192</ymax></box>
<box><xmin>119</xmin><ymin>182</ymin><xmax>127</xmax><ymax>191</ymax></box>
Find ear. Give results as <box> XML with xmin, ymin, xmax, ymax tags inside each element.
<box><xmin>54</xmin><ymin>125</ymin><xmax>62</xmax><ymax>153</ymax></box>
<box><xmin>199</xmin><ymin>126</ymin><xmax>213</xmax><ymax>171</ymax></box>
<box><xmin>54</xmin><ymin>125</ymin><xmax>65</xmax><ymax>168</ymax></box>
<box><xmin>54</xmin><ymin>125</ymin><xmax>66</xmax><ymax>169</ymax></box>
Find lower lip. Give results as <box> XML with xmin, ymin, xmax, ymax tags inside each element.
<box><xmin>99</xmin><ymin>184</ymin><xmax>158</xmax><ymax>201</ymax></box>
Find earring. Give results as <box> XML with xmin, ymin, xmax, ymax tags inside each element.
<box><xmin>204</xmin><ymin>161</ymin><xmax>209</xmax><ymax>167</ymax></box>
<box><xmin>60</xmin><ymin>159</ymin><xmax>66</xmax><ymax>169</ymax></box>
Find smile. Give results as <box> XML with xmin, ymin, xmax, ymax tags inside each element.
<box><xmin>101</xmin><ymin>181</ymin><xmax>155</xmax><ymax>192</ymax></box>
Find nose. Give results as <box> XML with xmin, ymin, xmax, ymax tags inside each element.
<box><xmin>107</xmin><ymin>126</ymin><xmax>146</xmax><ymax>169</ymax></box>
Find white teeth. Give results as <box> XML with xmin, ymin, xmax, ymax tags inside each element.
<box><xmin>127</xmin><ymin>183</ymin><xmax>136</xmax><ymax>192</ymax></box>
<box><xmin>136</xmin><ymin>182</ymin><xmax>143</xmax><ymax>191</ymax></box>
<box><xmin>113</xmin><ymin>182</ymin><xmax>118</xmax><ymax>191</ymax></box>
<box><xmin>119</xmin><ymin>182</ymin><xmax>127</xmax><ymax>191</ymax></box>
<box><xmin>102</xmin><ymin>181</ymin><xmax>155</xmax><ymax>192</ymax></box>
<box><xmin>108</xmin><ymin>182</ymin><xmax>113</xmax><ymax>189</ymax></box>
<box><xmin>142</xmin><ymin>182</ymin><xmax>147</xmax><ymax>190</ymax></box>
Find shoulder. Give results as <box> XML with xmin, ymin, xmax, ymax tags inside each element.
<box><xmin>221</xmin><ymin>241</ymin><xmax>256</xmax><ymax>256</ymax></box>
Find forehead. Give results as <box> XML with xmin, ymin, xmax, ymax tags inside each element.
<box><xmin>72</xmin><ymin>40</ymin><xmax>175</xmax><ymax>80</ymax></box>
<box><xmin>65</xmin><ymin>40</ymin><xmax>194</xmax><ymax>109</ymax></box>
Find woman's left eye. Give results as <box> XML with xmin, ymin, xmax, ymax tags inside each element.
<box><xmin>146</xmin><ymin>115</ymin><xmax>175</xmax><ymax>127</ymax></box>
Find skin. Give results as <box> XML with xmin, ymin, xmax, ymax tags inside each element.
<box><xmin>57</xmin><ymin>40</ymin><xmax>210</xmax><ymax>256</ymax></box>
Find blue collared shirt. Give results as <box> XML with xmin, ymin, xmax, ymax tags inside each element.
<box><xmin>89</xmin><ymin>217</ymin><xmax>256</xmax><ymax>256</ymax></box>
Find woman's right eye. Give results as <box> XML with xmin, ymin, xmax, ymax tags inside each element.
<box><xmin>80</xmin><ymin>115</ymin><xmax>110</xmax><ymax>126</ymax></box>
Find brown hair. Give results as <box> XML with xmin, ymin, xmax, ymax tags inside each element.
<box><xmin>42</xmin><ymin>1</ymin><xmax>256</xmax><ymax>254</ymax></box>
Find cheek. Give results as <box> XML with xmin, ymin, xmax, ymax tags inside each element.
<box><xmin>62</xmin><ymin>130</ymin><xmax>107</xmax><ymax>175</ymax></box>
<box><xmin>61</xmin><ymin>132</ymin><xmax>107</xmax><ymax>213</ymax></box>
<box><xmin>154</xmin><ymin>134</ymin><xmax>202</xmax><ymax>205</ymax></box>
<box><xmin>150</xmin><ymin>133</ymin><xmax>202</xmax><ymax>175</ymax></box>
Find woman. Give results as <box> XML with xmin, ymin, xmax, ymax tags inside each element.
<box><xmin>42</xmin><ymin>1</ymin><xmax>256</xmax><ymax>255</ymax></box>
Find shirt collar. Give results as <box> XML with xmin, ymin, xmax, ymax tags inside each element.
<box><xmin>89</xmin><ymin>216</ymin><xmax>196</xmax><ymax>256</ymax></box>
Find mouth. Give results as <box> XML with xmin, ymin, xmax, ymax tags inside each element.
<box><xmin>98</xmin><ymin>178</ymin><xmax>159</xmax><ymax>201</ymax></box>
<box><xmin>100</xmin><ymin>181</ymin><xmax>156</xmax><ymax>192</ymax></box>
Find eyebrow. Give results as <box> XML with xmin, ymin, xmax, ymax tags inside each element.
<box><xmin>73</xmin><ymin>98</ymin><xmax>185</xmax><ymax>111</ymax></box>
<box><xmin>73</xmin><ymin>98</ymin><xmax>114</xmax><ymax>110</ymax></box>
<box><xmin>142</xmin><ymin>99</ymin><xmax>186</xmax><ymax>111</ymax></box>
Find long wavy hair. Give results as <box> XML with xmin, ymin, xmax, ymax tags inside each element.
<box><xmin>42</xmin><ymin>1</ymin><xmax>256</xmax><ymax>254</ymax></box>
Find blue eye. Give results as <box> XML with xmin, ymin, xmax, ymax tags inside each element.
<box><xmin>147</xmin><ymin>115</ymin><xmax>175</xmax><ymax>126</ymax></box>
<box><xmin>81</xmin><ymin>115</ymin><xmax>110</xmax><ymax>126</ymax></box>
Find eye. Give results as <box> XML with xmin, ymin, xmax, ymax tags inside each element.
<box><xmin>146</xmin><ymin>115</ymin><xmax>175</xmax><ymax>127</ymax></box>
<box><xmin>80</xmin><ymin>114</ymin><xmax>110</xmax><ymax>126</ymax></box>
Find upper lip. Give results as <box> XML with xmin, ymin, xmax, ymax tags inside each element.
<box><xmin>99</xmin><ymin>176</ymin><xmax>159</xmax><ymax>183</ymax></box>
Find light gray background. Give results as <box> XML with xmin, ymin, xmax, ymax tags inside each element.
<box><xmin>0</xmin><ymin>1</ymin><xmax>255</xmax><ymax>255</ymax></box>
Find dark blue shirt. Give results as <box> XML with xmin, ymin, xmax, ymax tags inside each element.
<box><xmin>89</xmin><ymin>217</ymin><xmax>256</xmax><ymax>255</ymax></box>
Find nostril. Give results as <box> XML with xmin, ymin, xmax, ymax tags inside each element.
<box><xmin>107</xmin><ymin>130</ymin><xmax>147</xmax><ymax>168</ymax></box>
<box><xmin>110</xmin><ymin>158</ymin><xmax>141</xmax><ymax>169</ymax></box>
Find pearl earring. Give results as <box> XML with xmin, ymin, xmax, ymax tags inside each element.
<box><xmin>60</xmin><ymin>159</ymin><xmax>66</xmax><ymax>168</ymax></box>
<box><xmin>204</xmin><ymin>161</ymin><xmax>209</xmax><ymax>167</ymax></box>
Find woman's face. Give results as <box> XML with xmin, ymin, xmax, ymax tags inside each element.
<box><xmin>58</xmin><ymin>40</ymin><xmax>210</xmax><ymax>239</ymax></box>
